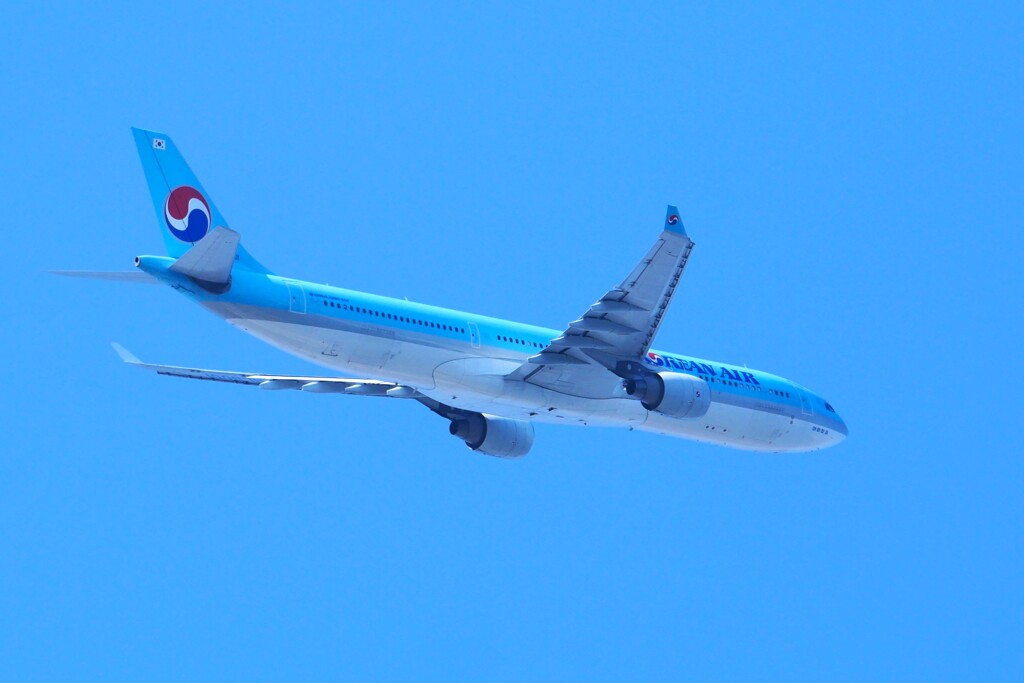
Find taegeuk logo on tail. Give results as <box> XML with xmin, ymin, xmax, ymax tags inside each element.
<box><xmin>164</xmin><ymin>186</ymin><xmax>211</xmax><ymax>242</ymax></box>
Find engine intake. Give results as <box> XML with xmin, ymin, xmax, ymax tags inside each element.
<box><xmin>449</xmin><ymin>413</ymin><xmax>534</xmax><ymax>458</ymax></box>
<box><xmin>625</xmin><ymin>372</ymin><xmax>710</xmax><ymax>419</ymax></box>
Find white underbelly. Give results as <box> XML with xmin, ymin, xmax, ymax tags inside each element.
<box><xmin>640</xmin><ymin>402</ymin><xmax>797</xmax><ymax>451</ymax></box>
<box><xmin>224</xmin><ymin>314</ymin><xmax>816</xmax><ymax>451</ymax></box>
<box><xmin>225</xmin><ymin>317</ymin><xmax>457</xmax><ymax>385</ymax></box>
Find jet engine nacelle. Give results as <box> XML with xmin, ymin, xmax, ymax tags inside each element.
<box><xmin>625</xmin><ymin>372</ymin><xmax>711</xmax><ymax>419</ymax></box>
<box><xmin>449</xmin><ymin>413</ymin><xmax>535</xmax><ymax>459</ymax></box>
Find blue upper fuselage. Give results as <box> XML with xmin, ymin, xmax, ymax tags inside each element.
<box><xmin>137</xmin><ymin>255</ymin><xmax>848</xmax><ymax>437</ymax></box>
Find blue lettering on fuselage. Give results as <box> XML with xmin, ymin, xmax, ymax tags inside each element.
<box><xmin>645</xmin><ymin>351</ymin><xmax>761</xmax><ymax>385</ymax></box>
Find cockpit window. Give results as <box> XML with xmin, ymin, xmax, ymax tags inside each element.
<box><xmin>824</xmin><ymin>402</ymin><xmax>835</xmax><ymax>413</ymax></box>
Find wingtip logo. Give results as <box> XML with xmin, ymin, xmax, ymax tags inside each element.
<box><xmin>667</xmin><ymin>214</ymin><xmax>680</xmax><ymax>226</ymax></box>
<box><xmin>164</xmin><ymin>186</ymin><xmax>211</xmax><ymax>242</ymax></box>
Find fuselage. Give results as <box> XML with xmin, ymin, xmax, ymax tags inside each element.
<box><xmin>139</xmin><ymin>256</ymin><xmax>847</xmax><ymax>452</ymax></box>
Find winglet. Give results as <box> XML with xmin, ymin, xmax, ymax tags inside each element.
<box><xmin>664</xmin><ymin>205</ymin><xmax>687</xmax><ymax>236</ymax></box>
<box><xmin>112</xmin><ymin>343</ymin><xmax>142</xmax><ymax>365</ymax></box>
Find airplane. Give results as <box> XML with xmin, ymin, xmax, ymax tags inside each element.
<box><xmin>58</xmin><ymin>128</ymin><xmax>847</xmax><ymax>458</ymax></box>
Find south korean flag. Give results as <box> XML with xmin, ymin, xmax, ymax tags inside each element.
<box><xmin>152</xmin><ymin>138</ymin><xmax>167</xmax><ymax>150</ymax></box>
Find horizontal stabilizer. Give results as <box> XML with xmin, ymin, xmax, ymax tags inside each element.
<box><xmin>51</xmin><ymin>270</ymin><xmax>158</xmax><ymax>284</ymax></box>
<box><xmin>168</xmin><ymin>226</ymin><xmax>240</xmax><ymax>286</ymax></box>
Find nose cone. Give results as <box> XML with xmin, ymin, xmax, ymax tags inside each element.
<box><xmin>818</xmin><ymin>397</ymin><xmax>847</xmax><ymax>439</ymax></box>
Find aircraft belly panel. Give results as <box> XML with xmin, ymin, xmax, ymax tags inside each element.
<box><xmin>639</xmin><ymin>402</ymin><xmax>797</xmax><ymax>452</ymax></box>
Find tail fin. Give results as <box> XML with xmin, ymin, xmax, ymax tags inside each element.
<box><xmin>131</xmin><ymin>128</ymin><xmax>269</xmax><ymax>273</ymax></box>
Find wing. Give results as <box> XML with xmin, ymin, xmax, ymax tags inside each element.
<box><xmin>510</xmin><ymin>206</ymin><xmax>694</xmax><ymax>394</ymax></box>
<box><xmin>112</xmin><ymin>343</ymin><xmax>422</xmax><ymax>398</ymax></box>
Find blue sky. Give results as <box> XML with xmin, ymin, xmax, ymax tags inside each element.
<box><xmin>1</xmin><ymin>2</ymin><xmax>1021</xmax><ymax>679</ymax></box>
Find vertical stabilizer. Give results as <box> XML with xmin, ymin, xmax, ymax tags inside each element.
<box><xmin>131</xmin><ymin>128</ymin><xmax>269</xmax><ymax>273</ymax></box>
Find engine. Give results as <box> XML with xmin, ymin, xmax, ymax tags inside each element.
<box><xmin>448</xmin><ymin>413</ymin><xmax>535</xmax><ymax>459</ymax></box>
<box><xmin>624</xmin><ymin>372</ymin><xmax>711</xmax><ymax>419</ymax></box>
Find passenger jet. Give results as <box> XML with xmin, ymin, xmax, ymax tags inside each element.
<box><xmin>60</xmin><ymin>129</ymin><xmax>847</xmax><ymax>457</ymax></box>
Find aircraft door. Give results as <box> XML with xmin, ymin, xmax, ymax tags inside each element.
<box><xmin>799</xmin><ymin>390</ymin><xmax>813</xmax><ymax>416</ymax></box>
<box><xmin>468</xmin><ymin>322</ymin><xmax>481</xmax><ymax>349</ymax></box>
<box><xmin>287</xmin><ymin>283</ymin><xmax>306</xmax><ymax>314</ymax></box>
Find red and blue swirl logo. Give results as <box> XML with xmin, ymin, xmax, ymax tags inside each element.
<box><xmin>164</xmin><ymin>186</ymin><xmax>211</xmax><ymax>242</ymax></box>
